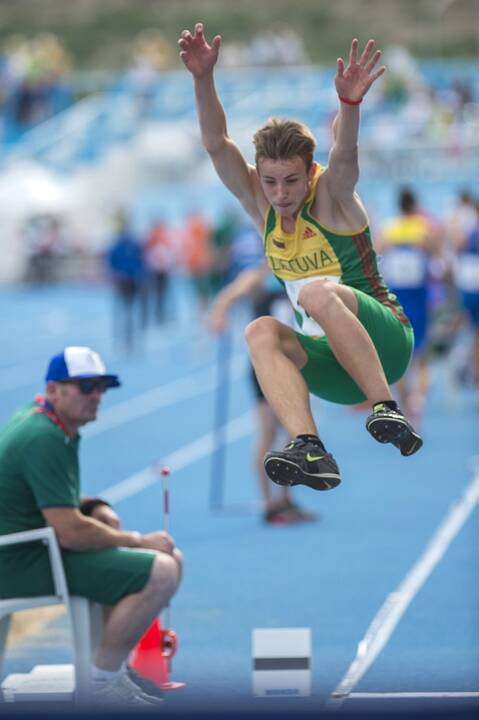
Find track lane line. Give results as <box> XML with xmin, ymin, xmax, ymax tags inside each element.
<box><xmin>330</xmin><ymin>465</ymin><xmax>479</xmax><ymax>703</ymax></box>
<box><xmin>83</xmin><ymin>353</ymin><xmax>247</xmax><ymax>437</ymax></box>
<box><xmin>348</xmin><ymin>692</ymin><xmax>479</xmax><ymax>699</ymax></box>
<box><xmin>100</xmin><ymin>410</ymin><xmax>253</xmax><ymax>504</ymax></box>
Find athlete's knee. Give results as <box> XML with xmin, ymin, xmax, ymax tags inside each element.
<box><xmin>298</xmin><ymin>280</ymin><xmax>340</xmax><ymax>318</ymax></box>
<box><xmin>145</xmin><ymin>553</ymin><xmax>180</xmax><ymax>601</ymax></box>
<box><xmin>244</xmin><ymin>316</ymin><xmax>281</xmax><ymax>352</ymax></box>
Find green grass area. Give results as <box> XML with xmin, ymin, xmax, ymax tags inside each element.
<box><xmin>0</xmin><ymin>0</ymin><xmax>477</xmax><ymax>69</ymax></box>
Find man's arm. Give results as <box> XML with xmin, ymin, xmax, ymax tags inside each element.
<box><xmin>423</xmin><ymin>219</ymin><xmax>445</xmax><ymax>257</ymax></box>
<box><xmin>209</xmin><ymin>263</ymin><xmax>269</xmax><ymax>334</ymax></box>
<box><xmin>324</xmin><ymin>39</ymin><xmax>385</xmax><ymax>200</ymax></box>
<box><xmin>42</xmin><ymin>507</ymin><xmax>175</xmax><ymax>554</ymax></box>
<box><xmin>179</xmin><ymin>23</ymin><xmax>264</xmax><ymax>227</ymax></box>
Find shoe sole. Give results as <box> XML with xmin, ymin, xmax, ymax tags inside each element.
<box><xmin>264</xmin><ymin>457</ymin><xmax>341</xmax><ymax>491</ymax></box>
<box><xmin>367</xmin><ymin>417</ymin><xmax>423</xmax><ymax>456</ymax></box>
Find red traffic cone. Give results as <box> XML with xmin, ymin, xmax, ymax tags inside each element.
<box><xmin>129</xmin><ymin>617</ymin><xmax>185</xmax><ymax>691</ymax></box>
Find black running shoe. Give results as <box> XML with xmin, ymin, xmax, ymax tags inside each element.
<box><xmin>264</xmin><ymin>438</ymin><xmax>341</xmax><ymax>491</ymax></box>
<box><xmin>365</xmin><ymin>404</ymin><xmax>423</xmax><ymax>456</ymax></box>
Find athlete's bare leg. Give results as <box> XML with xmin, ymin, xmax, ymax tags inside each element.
<box><xmin>298</xmin><ymin>280</ymin><xmax>393</xmax><ymax>404</ymax></box>
<box><xmin>393</xmin><ymin>351</ymin><xmax>429</xmax><ymax>427</ymax></box>
<box><xmin>256</xmin><ymin>400</ymin><xmax>289</xmax><ymax>506</ymax></box>
<box><xmin>245</xmin><ymin>317</ymin><xmax>315</xmax><ymax>438</ymax></box>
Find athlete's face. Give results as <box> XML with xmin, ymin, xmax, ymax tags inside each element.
<box><xmin>258</xmin><ymin>156</ymin><xmax>314</xmax><ymax>218</ymax></box>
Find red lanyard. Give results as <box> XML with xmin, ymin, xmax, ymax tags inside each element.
<box><xmin>32</xmin><ymin>395</ymin><xmax>71</xmax><ymax>438</ymax></box>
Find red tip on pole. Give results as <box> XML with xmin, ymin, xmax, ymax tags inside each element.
<box><xmin>161</xmin><ymin>466</ymin><xmax>170</xmax><ymax>477</ymax></box>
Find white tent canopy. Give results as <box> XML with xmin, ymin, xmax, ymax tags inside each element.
<box><xmin>0</xmin><ymin>163</ymin><xmax>74</xmax><ymax>219</ymax></box>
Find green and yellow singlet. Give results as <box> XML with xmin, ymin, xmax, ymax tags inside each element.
<box><xmin>263</xmin><ymin>164</ymin><xmax>409</xmax><ymax>337</ymax></box>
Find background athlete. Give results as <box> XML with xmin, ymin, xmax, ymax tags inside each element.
<box><xmin>377</xmin><ymin>187</ymin><xmax>443</xmax><ymax>427</ymax></box>
<box><xmin>179</xmin><ymin>23</ymin><xmax>423</xmax><ymax>493</ymax></box>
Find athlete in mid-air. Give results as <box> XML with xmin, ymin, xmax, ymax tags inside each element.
<box><xmin>179</xmin><ymin>23</ymin><xmax>423</xmax><ymax>492</ymax></box>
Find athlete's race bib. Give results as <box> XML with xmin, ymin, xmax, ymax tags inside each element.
<box><xmin>284</xmin><ymin>275</ymin><xmax>340</xmax><ymax>338</ymax></box>
<box><xmin>456</xmin><ymin>253</ymin><xmax>479</xmax><ymax>292</ymax></box>
<box><xmin>270</xmin><ymin>297</ymin><xmax>294</xmax><ymax>328</ymax></box>
<box><xmin>379</xmin><ymin>248</ymin><xmax>427</xmax><ymax>288</ymax></box>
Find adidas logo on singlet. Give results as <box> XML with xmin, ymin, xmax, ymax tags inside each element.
<box><xmin>302</xmin><ymin>227</ymin><xmax>315</xmax><ymax>239</ymax></box>
<box><xmin>272</xmin><ymin>238</ymin><xmax>286</xmax><ymax>249</ymax></box>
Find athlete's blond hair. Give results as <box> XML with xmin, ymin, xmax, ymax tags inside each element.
<box><xmin>253</xmin><ymin>118</ymin><xmax>316</xmax><ymax>170</ymax></box>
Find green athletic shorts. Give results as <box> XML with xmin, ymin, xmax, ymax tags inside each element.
<box><xmin>297</xmin><ymin>288</ymin><xmax>414</xmax><ymax>404</ymax></box>
<box><xmin>0</xmin><ymin>544</ymin><xmax>156</xmax><ymax>606</ymax></box>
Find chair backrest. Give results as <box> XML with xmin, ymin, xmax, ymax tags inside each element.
<box><xmin>0</xmin><ymin>527</ymin><xmax>69</xmax><ymax>602</ymax></box>
<box><xmin>0</xmin><ymin>526</ymin><xmax>101</xmax><ymax>703</ymax></box>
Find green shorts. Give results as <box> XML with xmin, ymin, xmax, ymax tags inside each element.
<box><xmin>297</xmin><ymin>289</ymin><xmax>414</xmax><ymax>404</ymax></box>
<box><xmin>0</xmin><ymin>543</ymin><xmax>156</xmax><ymax>606</ymax></box>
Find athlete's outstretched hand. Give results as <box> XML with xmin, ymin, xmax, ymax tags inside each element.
<box><xmin>335</xmin><ymin>39</ymin><xmax>385</xmax><ymax>103</ymax></box>
<box><xmin>179</xmin><ymin>22</ymin><xmax>221</xmax><ymax>78</ymax></box>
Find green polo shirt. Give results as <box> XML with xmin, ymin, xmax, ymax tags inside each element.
<box><xmin>0</xmin><ymin>402</ymin><xmax>155</xmax><ymax>605</ymax></box>
<box><xmin>0</xmin><ymin>402</ymin><xmax>80</xmax><ymax>536</ymax></box>
<box><xmin>0</xmin><ymin>403</ymin><xmax>80</xmax><ymax>590</ymax></box>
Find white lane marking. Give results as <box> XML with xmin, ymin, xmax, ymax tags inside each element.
<box><xmin>100</xmin><ymin>410</ymin><xmax>253</xmax><ymax>504</ymax></box>
<box><xmin>348</xmin><ymin>692</ymin><xmax>479</xmax><ymax>699</ymax></box>
<box><xmin>331</xmin><ymin>469</ymin><xmax>479</xmax><ymax>701</ymax></box>
<box><xmin>83</xmin><ymin>353</ymin><xmax>247</xmax><ymax>437</ymax></box>
<box><xmin>0</xmin><ymin>361</ymin><xmax>48</xmax><ymax>393</ymax></box>
<box><xmin>0</xmin><ymin>321</ymin><xmax>205</xmax><ymax>394</ymax></box>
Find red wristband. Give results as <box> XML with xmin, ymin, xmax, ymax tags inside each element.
<box><xmin>338</xmin><ymin>95</ymin><xmax>362</xmax><ymax>106</ymax></box>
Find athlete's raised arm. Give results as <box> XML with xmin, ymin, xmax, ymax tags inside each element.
<box><xmin>179</xmin><ymin>23</ymin><xmax>264</xmax><ymax>227</ymax></box>
<box><xmin>324</xmin><ymin>39</ymin><xmax>385</xmax><ymax>201</ymax></box>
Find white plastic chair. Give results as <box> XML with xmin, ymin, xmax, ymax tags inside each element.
<box><xmin>0</xmin><ymin>526</ymin><xmax>103</xmax><ymax>703</ymax></box>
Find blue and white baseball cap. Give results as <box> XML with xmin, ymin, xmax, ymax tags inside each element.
<box><xmin>46</xmin><ymin>346</ymin><xmax>121</xmax><ymax>388</ymax></box>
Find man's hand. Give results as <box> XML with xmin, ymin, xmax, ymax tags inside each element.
<box><xmin>140</xmin><ymin>531</ymin><xmax>176</xmax><ymax>555</ymax></box>
<box><xmin>90</xmin><ymin>503</ymin><xmax>121</xmax><ymax>529</ymax></box>
<box><xmin>179</xmin><ymin>22</ymin><xmax>221</xmax><ymax>78</ymax></box>
<box><xmin>335</xmin><ymin>39</ymin><xmax>385</xmax><ymax>103</ymax></box>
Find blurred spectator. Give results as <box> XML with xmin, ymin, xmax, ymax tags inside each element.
<box><xmin>106</xmin><ymin>211</ymin><xmax>147</xmax><ymax>353</ymax></box>
<box><xmin>250</xmin><ymin>22</ymin><xmax>309</xmax><ymax>66</ymax></box>
<box><xmin>225</xmin><ymin>218</ymin><xmax>265</xmax><ymax>283</ymax></box>
<box><xmin>126</xmin><ymin>29</ymin><xmax>173</xmax><ymax>118</ymax></box>
<box><xmin>381</xmin><ymin>44</ymin><xmax>423</xmax><ymax>107</ymax></box>
<box><xmin>209</xmin><ymin>262</ymin><xmax>316</xmax><ymax>525</ymax></box>
<box><xmin>181</xmin><ymin>211</ymin><xmax>213</xmax><ymax>315</ymax></box>
<box><xmin>23</xmin><ymin>213</ymin><xmax>66</xmax><ymax>285</ymax></box>
<box><xmin>452</xmin><ymin>199</ymin><xmax>479</xmax><ymax>396</ymax></box>
<box><xmin>209</xmin><ymin>210</ymin><xmax>237</xmax><ymax>296</ymax></box>
<box><xmin>143</xmin><ymin>217</ymin><xmax>175</xmax><ymax>324</ymax></box>
<box><xmin>447</xmin><ymin>190</ymin><xmax>478</xmax><ymax>250</ymax></box>
<box><xmin>221</xmin><ymin>21</ymin><xmax>308</xmax><ymax>68</ymax></box>
<box><xmin>0</xmin><ymin>32</ymin><xmax>72</xmax><ymax>141</ymax></box>
<box><xmin>377</xmin><ymin>188</ymin><xmax>443</xmax><ymax>425</ymax></box>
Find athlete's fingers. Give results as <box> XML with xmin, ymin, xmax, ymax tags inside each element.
<box><xmin>195</xmin><ymin>22</ymin><xmax>204</xmax><ymax>37</ymax></box>
<box><xmin>212</xmin><ymin>35</ymin><xmax>222</xmax><ymax>50</ymax></box>
<box><xmin>336</xmin><ymin>57</ymin><xmax>345</xmax><ymax>78</ymax></box>
<box><xmin>367</xmin><ymin>65</ymin><xmax>386</xmax><ymax>86</ymax></box>
<box><xmin>180</xmin><ymin>29</ymin><xmax>192</xmax><ymax>40</ymax></box>
<box><xmin>349</xmin><ymin>38</ymin><xmax>358</xmax><ymax>66</ymax></box>
<box><xmin>359</xmin><ymin>39</ymin><xmax>375</xmax><ymax>67</ymax></box>
<box><xmin>366</xmin><ymin>49</ymin><xmax>382</xmax><ymax>73</ymax></box>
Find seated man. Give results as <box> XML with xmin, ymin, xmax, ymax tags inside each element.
<box><xmin>0</xmin><ymin>346</ymin><xmax>182</xmax><ymax>707</ymax></box>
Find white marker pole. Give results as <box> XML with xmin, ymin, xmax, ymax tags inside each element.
<box><xmin>157</xmin><ymin>464</ymin><xmax>185</xmax><ymax>690</ymax></box>
<box><xmin>161</xmin><ymin>465</ymin><xmax>171</xmax><ymax>630</ymax></box>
